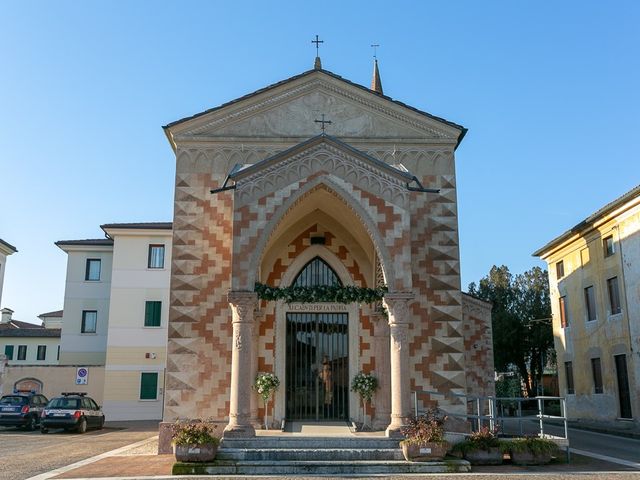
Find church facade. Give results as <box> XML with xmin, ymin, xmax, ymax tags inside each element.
<box><xmin>158</xmin><ymin>62</ymin><xmax>493</xmax><ymax>449</ymax></box>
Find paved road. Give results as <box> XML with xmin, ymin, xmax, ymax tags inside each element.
<box><xmin>0</xmin><ymin>421</ymin><xmax>158</xmax><ymax>480</ymax></box>
<box><xmin>501</xmin><ymin>418</ymin><xmax>640</xmax><ymax>464</ymax></box>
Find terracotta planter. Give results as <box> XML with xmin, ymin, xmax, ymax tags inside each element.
<box><xmin>510</xmin><ymin>450</ymin><xmax>552</xmax><ymax>465</ymax></box>
<box><xmin>463</xmin><ymin>447</ymin><xmax>503</xmax><ymax>465</ymax></box>
<box><xmin>174</xmin><ymin>443</ymin><xmax>218</xmax><ymax>462</ymax></box>
<box><xmin>401</xmin><ymin>441</ymin><xmax>449</xmax><ymax>461</ymax></box>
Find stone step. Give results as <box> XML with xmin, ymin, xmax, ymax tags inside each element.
<box><xmin>173</xmin><ymin>459</ymin><xmax>471</xmax><ymax>476</ymax></box>
<box><xmin>221</xmin><ymin>436</ymin><xmax>400</xmax><ymax>450</ymax></box>
<box><xmin>217</xmin><ymin>447</ymin><xmax>405</xmax><ymax>461</ymax></box>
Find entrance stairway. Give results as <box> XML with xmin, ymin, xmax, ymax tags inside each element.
<box><xmin>172</xmin><ymin>435</ymin><xmax>471</xmax><ymax>475</ymax></box>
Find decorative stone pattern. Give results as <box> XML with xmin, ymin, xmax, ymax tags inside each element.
<box><xmin>231</xmin><ymin>149</ymin><xmax>413</xmax><ymax>292</ymax></box>
<box><xmin>461</xmin><ymin>293</ymin><xmax>495</xmax><ymax>400</ymax></box>
<box><xmin>409</xmin><ymin>172</ymin><xmax>468</xmax><ymax>415</ymax></box>
<box><xmin>162</xmin><ymin>69</ymin><xmax>492</xmax><ymax>447</ymax></box>
<box><xmin>165</xmin><ymin>152</ymin><xmax>235</xmax><ymax>423</ymax></box>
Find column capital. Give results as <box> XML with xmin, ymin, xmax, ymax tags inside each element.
<box><xmin>228</xmin><ymin>290</ymin><xmax>259</xmax><ymax>307</ymax></box>
<box><xmin>383</xmin><ymin>292</ymin><xmax>414</xmax><ymax>326</ymax></box>
<box><xmin>228</xmin><ymin>291</ymin><xmax>258</xmax><ymax>323</ymax></box>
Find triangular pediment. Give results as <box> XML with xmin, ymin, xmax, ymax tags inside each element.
<box><xmin>166</xmin><ymin>69</ymin><xmax>464</xmax><ymax>145</ymax></box>
<box><xmin>230</xmin><ymin>135</ymin><xmax>413</xmax><ymax>209</ymax></box>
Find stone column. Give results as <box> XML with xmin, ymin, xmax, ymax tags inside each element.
<box><xmin>224</xmin><ymin>291</ymin><xmax>258</xmax><ymax>438</ymax></box>
<box><xmin>249</xmin><ymin>309</ymin><xmax>262</xmax><ymax>429</ymax></box>
<box><xmin>383</xmin><ymin>293</ymin><xmax>414</xmax><ymax>437</ymax></box>
<box><xmin>371</xmin><ymin>312</ymin><xmax>391</xmax><ymax>430</ymax></box>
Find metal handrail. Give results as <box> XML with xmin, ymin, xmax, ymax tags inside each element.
<box><xmin>411</xmin><ymin>389</ymin><xmax>570</xmax><ymax>452</ymax></box>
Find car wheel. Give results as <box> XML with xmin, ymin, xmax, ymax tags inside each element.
<box><xmin>77</xmin><ymin>418</ymin><xmax>87</xmax><ymax>434</ymax></box>
<box><xmin>40</xmin><ymin>427</ymin><xmax>48</xmax><ymax>434</ymax></box>
<box><xmin>27</xmin><ymin>416</ymin><xmax>37</xmax><ymax>431</ymax></box>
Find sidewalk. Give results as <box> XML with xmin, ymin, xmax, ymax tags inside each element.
<box><xmin>549</xmin><ymin>418</ymin><xmax>640</xmax><ymax>440</ymax></box>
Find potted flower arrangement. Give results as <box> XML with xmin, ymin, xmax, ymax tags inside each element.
<box><xmin>350</xmin><ymin>371</ymin><xmax>378</xmax><ymax>429</ymax></box>
<box><xmin>254</xmin><ymin>372</ymin><xmax>280</xmax><ymax>430</ymax></box>
<box><xmin>507</xmin><ymin>436</ymin><xmax>558</xmax><ymax>465</ymax></box>
<box><xmin>171</xmin><ymin>419</ymin><xmax>221</xmax><ymax>462</ymax></box>
<box><xmin>451</xmin><ymin>426</ymin><xmax>503</xmax><ymax>465</ymax></box>
<box><xmin>400</xmin><ymin>409</ymin><xmax>449</xmax><ymax>461</ymax></box>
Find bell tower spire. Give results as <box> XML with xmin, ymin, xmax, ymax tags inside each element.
<box><xmin>370</xmin><ymin>44</ymin><xmax>383</xmax><ymax>95</ymax></box>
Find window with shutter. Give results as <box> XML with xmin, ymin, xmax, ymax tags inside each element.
<box><xmin>140</xmin><ymin>372</ymin><xmax>158</xmax><ymax>400</ymax></box>
<box><xmin>144</xmin><ymin>301</ymin><xmax>162</xmax><ymax>327</ymax></box>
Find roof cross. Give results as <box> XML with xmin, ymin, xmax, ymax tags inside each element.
<box><xmin>371</xmin><ymin>44</ymin><xmax>380</xmax><ymax>59</ymax></box>
<box><xmin>312</xmin><ymin>35</ymin><xmax>324</xmax><ymax>57</ymax></box>
<box><xmin>314</xmin><ymin>114</ymin><xmax>332</xmax><ymax>133</ymax></box>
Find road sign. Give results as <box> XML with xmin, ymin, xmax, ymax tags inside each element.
<box><xmin>76</xmin><ymin>367</ymin><xmax>88</xmax><ymax>385</ymax></box>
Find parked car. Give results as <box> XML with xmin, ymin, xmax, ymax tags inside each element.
<box><xmin>0</xmin><ymin>391</ymin><xmax>49</xmax><ymax>431</ymax></box>
<box><xmin>40</xmin><ymin>392</ymin><xmax>105</xmax><ymax>434</ymax></box>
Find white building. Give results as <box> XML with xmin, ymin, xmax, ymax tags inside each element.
<box><xmin>100</xmin><ymin>223</ymin><xmax>171</xmax><ymax>420</ymax></box>
<box><xmin>0</xmin><ymin>308</ymin><xmax>61</xmax><ymax>366</ymax></box>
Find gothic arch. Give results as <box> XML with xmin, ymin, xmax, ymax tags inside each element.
<box><xmin>245</xmin><ymin>174</ymin><xmax>396</xmax><ymax>290</ymax></box>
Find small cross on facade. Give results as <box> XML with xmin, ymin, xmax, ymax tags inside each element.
<box><xmin>312</xmin><ymin>35</ymin><xmax>324</xmax><ymax>57</ymax></box>
<box><xmin>315</xmin><ymin>114</ymin><xmax>332</xmax><ymax>133</ymax></box>
<box><xmin>371</xmin><ymin>44</ymin><xmax>380</xmax><ymax>59</ymax></box>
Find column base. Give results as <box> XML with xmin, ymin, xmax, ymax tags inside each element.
<box><xmin>223</xmin><ymin>423</ymin><xmax>256</xmax><ymax>438</ymax></box>
<box><xmin>385</xmin><ymin>424</ymin><xmax>405</xmax><ymax>438</ymax></box>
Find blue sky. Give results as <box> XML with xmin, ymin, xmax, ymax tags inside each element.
<box><xmin>1</xmin><ymin>1</ymin><xmax>638</xmax><ymax>323</ymax></box>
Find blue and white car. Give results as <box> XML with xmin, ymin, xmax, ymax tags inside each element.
<box><xmin>40</xmin><ymin>392</ymin><xmax>105</xmax><ymax>434</ymax></box>
<box><xmin>0</xmin><ymin>391</ymin><xmax>49</xmax><ymax>430</ymax></box>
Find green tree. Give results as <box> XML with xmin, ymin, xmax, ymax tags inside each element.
<box><xmin>468</xmin><ymin>265</ymin><xmax>553</xmax><ymax>397</ymax></box>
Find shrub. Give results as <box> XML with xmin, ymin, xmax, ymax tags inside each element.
<box><xmin>508</xmin><ymin>436</ymin><xmax>559</xmax><ymax>455</ymax></box>
<box><xmin>171</xmin><ymin>419</ymin><xmax>220</xmax><ymax>447</ymax></box>
<box><xmin>401</xmin><ymin>409</ymin><xmax>447</xmax><ymax>445</ymax></box>
<box><xmin>452</xmin><ymin>426</ymin><xmax>501</xmax><ymax>454</ymax></box>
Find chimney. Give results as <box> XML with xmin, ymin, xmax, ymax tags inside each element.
<box><xmin>1</xmin><ymin>308</ymin><xmax>14</xmax><ymax>324</ymax></box>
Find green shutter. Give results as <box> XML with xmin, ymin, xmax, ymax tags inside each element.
<box><xmin>4</xmin><ymin>345</ymin><xmax>14</xmax><ymax>360</ymax></box>
<box><xmin>140</xmin><ymin>372</ymin><xmax>158</xmax><ymax>400</ymax></box>
<box><xmin>144</xmin><ymin>301</ymin><xmax>161</xmax><ymax>327</ymax></box>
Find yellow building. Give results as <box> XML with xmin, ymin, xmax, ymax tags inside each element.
<box><xmin>534</xmin><ymin>185</ymin><xmax>640</xmax><ymax>425</ymax></box>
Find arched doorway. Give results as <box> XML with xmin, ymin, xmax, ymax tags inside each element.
<box><xmin>285</xmin><ymin>257</ymin><xmax>349</xmax><ymax>420</ymax></box>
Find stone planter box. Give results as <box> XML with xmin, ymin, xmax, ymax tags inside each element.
<box><xmin>400</xmin><ymin>441</ymin><xmax>448</xmax><ymax>461</ymax></box>
<box><xmin>463</xmin><ymin>447</ymin><xmax>503</xmax><ymax>465</ymax></box>
<box><xmin>174</xmin><ymin>443</ymin><xmax>218</xmax><ymax>462</ymax></box>
<box><xmin>510</xmin><ymin>450</ymin><xmax>552</xmax><ymax>465</ymax></box>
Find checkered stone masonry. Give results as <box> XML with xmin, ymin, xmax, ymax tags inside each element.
<box><xmin>409</xmin><ymin>173</ymin><xmax>468</xmax><ymax>416</ymax></box>
<box><xmin>165</xmin><ymin>148</ymin><xmax>236</xmax><ymax>423</ymax></box>
<box><xmin>461</xmin><ymin>293</ymin><xmax>495</xmax><ymax>400</ymax></box>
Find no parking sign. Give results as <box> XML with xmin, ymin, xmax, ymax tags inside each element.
<box><xmin>76</xmin><ymin>367</ymin><xmax>89</xmax><ymax>385</ymax></box>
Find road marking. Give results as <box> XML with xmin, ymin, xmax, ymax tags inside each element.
<box><xmin>24</xmin><ymin>435</ymin><xmax>158</xmax><ymax>480</ymax></box>
<box><xmin>570</xmin><ymin>447</ymin><xmax>640</xmax><ymax>469</ymax></box>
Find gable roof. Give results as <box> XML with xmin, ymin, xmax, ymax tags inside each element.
<box><xmin>100</xmin><ymin>222</ymin><xmax>172</xmax><ymax>230</ymax></box>
<box><xmin>164</xmin><ymin>68</ymin><xmax>467</xmax><ymax>148</ymax></box>
<box><xmin>0</xmin><ymin>327</ymin><xmax>61</xmax><ymax>338</ymax></box>
<box><xmin>38</xmin><ymin>310</ymin><xmax>63</xmax><ymax>319</ymax></box>
<box><xmin>55</xmin><ymin>239</ymin><xmax>114</xmax><ymax>247</ymax></box>
<box><xmin>229</xmin><ymin>134</ymin><xmax>415</xmax><ymax>183</ymax></box>
<box><xmin>0</xmin><ymin>238</ymin><xmax>17</xmax><ymax>254</ymax></box>
<box><xmin>533</xmin><ymin>184</ymin><xmax>640</xmax><ymax>258</ymax></box>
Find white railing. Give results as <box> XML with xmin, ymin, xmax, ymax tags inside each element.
<box><xmin>412</xmin><ymin>389</ymin><xmax>570</xmax><ymax>454</ymax></box>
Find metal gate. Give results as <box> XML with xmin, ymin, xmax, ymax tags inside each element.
<box><xmin>285</xmin><ymin>312</ymin><xmax>349</xmax><ymax>420</ymax></box>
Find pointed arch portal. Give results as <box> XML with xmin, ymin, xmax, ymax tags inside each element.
<box><xmin>286</xmin><ymin>256</ymin><xmax>349</xmax><ymax>420</ymax></box>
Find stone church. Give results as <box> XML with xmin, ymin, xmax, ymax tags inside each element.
<box><xmin>158</xmin><ymin>55</ymin><xmax>493</xmax><ymax>450</ymax></box>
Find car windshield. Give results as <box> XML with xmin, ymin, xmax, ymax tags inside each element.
<box><xmin>47</xmin><ymin>398</ymin><xmax>80</xmax><ymax>409</ymax></box>
<box><xmin>0</xmin><ymin>396</ymin><xmax>27</xmax><ymax>405</ymax></box>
